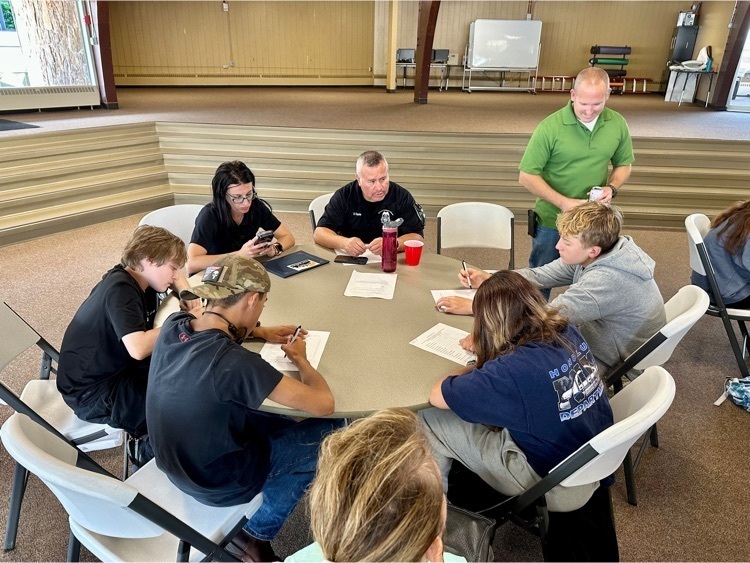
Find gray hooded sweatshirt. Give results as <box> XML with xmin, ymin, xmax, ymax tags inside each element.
<box><xmin>517</xmin><ymin>236</ymin><xmax>666</xmax><ymax>372</ymax></box>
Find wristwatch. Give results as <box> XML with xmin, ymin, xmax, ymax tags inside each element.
<box><xmin>606</xmin><ymin>183</ymin><xmax>619</xmax><ymax>198</ymax></box>
<box><xmin>272</xmin><ymin>243</ymin><xmax>283</xmax><ymax>255</ymax></box>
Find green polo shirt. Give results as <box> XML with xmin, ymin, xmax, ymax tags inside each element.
<box><xmin>519</xmin><ymin>102</ymin><xmax>634</xmax><ymax>228</ymax></box>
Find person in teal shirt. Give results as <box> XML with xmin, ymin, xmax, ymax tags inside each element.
<box><xmin>285</xmin><ymin>408</ymin><xmax>467</xmax><ymax>563</ymax></box>
<box><xmin>519</xmin><ymin>67</ymin><xmax>634</xmax><ymax>297</ymax></box>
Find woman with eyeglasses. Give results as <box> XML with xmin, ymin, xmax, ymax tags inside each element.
<box><xmin>187</xmin><ymin>161</ymin><xmax>295</xmax><ymax>275</ymax></box>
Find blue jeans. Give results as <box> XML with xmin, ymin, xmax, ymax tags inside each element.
<box><xmin>243</xmin><ymin>413</ymin><xmax>344</xmax><ymax>541</ymax></box>
<box><xmin>529</xmin><ymin>225</ymin><xmax>560</xmax><ymax>301</ymax></box>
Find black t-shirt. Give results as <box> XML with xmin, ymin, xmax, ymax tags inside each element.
<box><xmin>146</xmin><ymin>311</ymin><xmax>284</xmax><ymax>507</ymax></box>
<box><xmin>316</xmin><ymin>180</ymin><xmax>425</xmax><ymax>243</ymax></box>
<box><xmin>57</xmin><ymin>264</ymin><xmax>157</xmax><ymax>406</ymax></box>
<box><xmin>190</xmin><ymin>202</ymin><xmax>282</xmax><ymax>255</ymax></box>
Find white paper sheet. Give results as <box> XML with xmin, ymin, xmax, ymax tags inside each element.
<box><xmin>260</xmin><ymin>331</ymin><xmax>330</xmax><ymax>372</ymax></box>
<box><xmin>430</xmin><ymin>289</ymin><xmax>477</xmax><ymax>304</ymax></box>
<box><xmin>409</xmin><ymin>323</ymin><xmax>476</xmax><ymax>365</ymax></box>
<box><xmin>335</xmin><ymin>248</ymin><xmax>381</xmax><ymax>264</ymax></box>
<box><xmin>344</xmin><ymin>270</ymin><xmax>397</xmax><ymax>299</ymax></box>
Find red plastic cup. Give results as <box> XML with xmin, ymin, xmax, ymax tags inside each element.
<box><xmin>404</xmin><ymin>240</ymin><xmax>424</xmax><ymax>266</ymax></box>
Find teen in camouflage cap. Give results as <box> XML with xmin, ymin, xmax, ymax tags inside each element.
<box><xmin>179</xmin><ymin>255</ymin><xmax>271</xmax><ymax>302</ymax></box>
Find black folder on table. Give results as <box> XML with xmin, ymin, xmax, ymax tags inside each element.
<box><xmin>264</xmin><ymin>250</ymin><xmax>329</xmax><ymax>278</ymax></box>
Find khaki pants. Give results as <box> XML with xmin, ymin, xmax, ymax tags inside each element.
<box><xmin>419</xmin><ymin>408</ymin><xmax>598</xmax><ymax>513</ymax></box>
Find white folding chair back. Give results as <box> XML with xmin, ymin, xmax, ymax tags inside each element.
<box><xmin>437</xmin><ymin>202</ymin><xmax>515</xmax><ymax>268</ymax></box>
<box><xmin>309</xmin><ymin>193</ymin><xmax>334</xmax><ymax>231</ymax></box>
<box><xmin>685</xmin><ymin>213</ymin><xmax>711</xmax><ymax>275</ymax></box>
<box><xmin>1</xmin><ymin>412</ymin><xmax>263</xmax><ymax>561</ymax></box>
<box><xmin>138</xmin><ymin>204</ymin><xmax>204</xmax><ymax>247</ymax></box>
<box><xmin>632</xmin><ymin>285</ymin><xmax>710</xmax><ymax>370</ymax></box>
<box><xmin>685</xmin><ymin>213</ymin><xmax>749</xmax><ymax>378</ymax></box>
<box><xmin>560</xmin><ymin>366</ymin><xmax>676</xmax><ymax>488</ymax></box>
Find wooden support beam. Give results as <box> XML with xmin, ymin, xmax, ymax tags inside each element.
<box><xmin>386</xmin><ymin>0</ymin><xmax>399</xmax><ymax>93</ymax></box>
<box><xmin>90</xmin><ymin>1</ymin><xmax>119</xmax><ymax>109</ymax></box>
<box><xmin>413</xmin><ymin>1</ymin><xmax>440</xmax><ymax>104</ymax></box>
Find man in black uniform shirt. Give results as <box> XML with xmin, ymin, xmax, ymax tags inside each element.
<box><xmin>313</xmin><ymin>150</ymin><xmax>425</xmax><ymax>256</ymax></box>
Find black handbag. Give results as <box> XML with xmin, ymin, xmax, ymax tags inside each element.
<box><xmin>444</xmin><ymin>503</ymin><xmax>497</xmax><ymax>562</ymax></box>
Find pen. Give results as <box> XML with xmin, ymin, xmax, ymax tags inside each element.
<box><xmin>462</xmin><ymin>260</ymin><xmax>472</xmax><ymax>289</ymax></box>
<box><xmin>284</xmin><ymin>325</ymin><xmax>302</xmax><ymax>358</ymax></box>
<box><xmin>289</xmin><ymin>325</ymin><xmax>302</xmax><ymax>345</ymax></box>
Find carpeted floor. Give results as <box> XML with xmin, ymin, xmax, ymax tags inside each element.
<box><xmin>1</xmin><ymin>210</ymin><xmax>749</xmax><ymax>562</ymax></box>
<box><xmin>2</xmin><ymin>86</ymin><xmax>750</xmax><ymax>140</ymax></box>
<box><xmin>1</xmin><ymin>85</ymin><xmax>749</xmax><ymax>562</ymax></box>
<box><xmin>0</xmin><ymin>119</ymin><xmax>38</xmax><ymax>132</ymax></box>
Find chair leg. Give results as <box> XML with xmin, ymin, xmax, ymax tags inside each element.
<box><xmin>649</xmin><ymin>423</ymin><xmax>659</xmax><ymax>448</ymax></box>
<box><xmin>67</xmin><ymin>530</ymin><xmax>81</xmax><ymax>562</ymax></box>
<box><xmin>3</xmin><ymin>462</ymin><xmax>29</xmax><ymax>551</ymax></box>
<box><xmin>176</xmin><ymin>540</ymin><xmax>190</xmax><ymax>562</ymax></box>
<box><xmin>623</xmin><ymin>451</ymin><xmax>637</xmax><ymax>506</ymax></box>
<box><xmin>122</xmin><ymin>439</ymin><xmax>130</xmax><ymax>481</ymax></box>
<box><xmin>721</xmin><ymin>315</ymin><xmax>750</xmax><ymax>377</ymax></box>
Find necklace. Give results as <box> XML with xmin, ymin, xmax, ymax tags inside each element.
<box><xmin>203</xmin><ymin>310</ymin><xmax>247</xmax><ymax>343</ymax></box>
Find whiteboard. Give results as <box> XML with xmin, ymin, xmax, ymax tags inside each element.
<box><xmin>467</xmin><ymin>20</ymin><xmax>542</xmax><ymax>69</ymax></box>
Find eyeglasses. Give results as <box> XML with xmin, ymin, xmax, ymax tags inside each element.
<box><xmin>227</xmin><ymin>191</ymin><xmax>254</xmax><ymax>204</ymax></box>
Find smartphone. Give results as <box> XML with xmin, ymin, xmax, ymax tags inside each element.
<box><xmin>334</xmin><ymin>255</ymin><xmax>368</xmax><ymax>265</ymax></box>
<box><xmin>255</xmin><ymin>230</ymin><xmax>274</xmax><ymax>244</ymax></box>
<box><xmin>589</xmin><ymin>187</ymin><xmax>604</xmax><ymax>201</ymax></box>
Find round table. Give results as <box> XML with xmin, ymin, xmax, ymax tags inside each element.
<box><xmin>156</xmin><ymin>244</ymin><xmax>474</xmax><ymax>418</ymax></box>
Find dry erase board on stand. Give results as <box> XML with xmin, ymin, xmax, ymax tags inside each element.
<box><xmin>463</xmin><ymin>19</ymin><xmax>541</xmax><ymax>93</ymax></box>
<box><xmin>467</xmin><ymin>19</ymin><xmax>542</xmax><ymax>69</ymax></box>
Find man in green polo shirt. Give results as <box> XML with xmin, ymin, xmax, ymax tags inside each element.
<box><xmin>519</xmin><ymin>67</ymin><xmax>634</xmax><ymax>297</ymax></box>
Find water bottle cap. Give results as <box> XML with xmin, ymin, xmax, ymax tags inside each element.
<box><xmin>381</xmin><ymin>210</ymin><xmax>404</xmax><ymax>229</ymax></box>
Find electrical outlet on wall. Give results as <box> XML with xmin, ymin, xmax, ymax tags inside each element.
<box><xmin>222</xmin><ymin>2</ymin><xmax>229</xmax><ymax>12</ymax></box>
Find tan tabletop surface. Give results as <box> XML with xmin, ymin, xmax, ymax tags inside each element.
<box><xmin>156</xmin><ymin>244</ymin><xmax>474</xmax><ymax>418</ymax></box>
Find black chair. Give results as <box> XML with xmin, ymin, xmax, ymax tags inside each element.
<box><xmin>685</xmin><ymin>214</ymin><xmax>749</xmax><ymax>378</ymax></box>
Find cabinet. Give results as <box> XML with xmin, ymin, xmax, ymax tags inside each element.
<box><xmin>659</xmin><ymin>26</ymin><xmax>699</xmax><ymax>92</ymax></box>
<box><xmin>669</xmin><ymin>26</ymin><xmax>699</xmax><ymax>63</ymax></box>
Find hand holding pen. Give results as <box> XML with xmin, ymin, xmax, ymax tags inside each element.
<box><xmin>282</xmin><ymin>325</ymin><xmax>304</xmax><ymax>359</ymax></box>
<box><xmin>461</xmin><ymin>260</ymin><xmax>472</xmax><ymax>289</ymax></box>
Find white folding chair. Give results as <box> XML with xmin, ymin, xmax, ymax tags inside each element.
<box><xmin>605</xmin><ymin>285</ymin><xmax>710</xmax><ymax>505</ymax></box>
<box><xmin>0</xmin><ymin>407</ymin><xmax>262</xmax><ymax>562</ymax></box>
<box><xmin>308</xmin><ymin>193</ymin><xmax>334</xmax><ymax>232</ymax></box>
<box><xmin>0</xmin><ymin>302</ymin><xmax>125</xmax><ymax>552</ymax></box>
<box><xmin>685</xmin><ymin>213</ymin><xmax>749</xmax><ymax>378</ymax></box>
<box><xmin>139</xmin><ymin>204</ymin><xmax>205</xmax><ymax>247</ymax></box>
<box><xmin>453</xmin><ymin>366</ymin><xmax>675</xmax><ymax>559</ymax></box>
<box><xmin>436</xmin><ymin>202</ymin><xmax>515</xmax><ymax>269</ymax></box>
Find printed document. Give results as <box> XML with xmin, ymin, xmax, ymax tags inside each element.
<box><xmin>430</xmin><ymin>289</ymin><xmax>477</xmax><ymax>303</ymax></box>
<box><xmin>410</xmin><ymin>323</ymin><xmax>476</xmax><ymax>365</ymax></box>
<box><xmin>335</xmin><ymin>248</ymin><xmax>381</xmax><ymax>264</ymax></box>
<box><xmin>344</xmin><ymin>270</ymin><xmax>397</xmax><ymax>299</ymax></box>
<box><xmin>260</xmin><ymin>331</ymin><xmax>330</xmax><ymax>372</ymax></box>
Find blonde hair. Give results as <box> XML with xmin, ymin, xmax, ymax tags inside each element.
<box><xmin>121</xmin><ymin>225</ymin><xmax>187</xmax><ymax>270</ymax></box>
<box><xmin>309</xmin><ymin>408</ymin><xmax>444</xmax><ymax>562</ymax></box>
<box><xmin>473</xmin><ymin>271</ymin><xmax>572</xmax><ymax>366</ymax></box>
<box><xmin>556</xmin><ymin>201</ymin><xmax>622</xmax><ymax>252</ymax></box>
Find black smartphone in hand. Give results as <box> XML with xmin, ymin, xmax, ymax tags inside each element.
<box><xmin>256</xmin><ymin>230</ymin><xmax>274</xmax><ymax>244</ymax></box>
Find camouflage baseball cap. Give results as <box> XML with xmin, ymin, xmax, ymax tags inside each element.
<box><xmin>180</xmin><ymin>255</ymin><xmax>271</xmax><ymax>301</ymax></box>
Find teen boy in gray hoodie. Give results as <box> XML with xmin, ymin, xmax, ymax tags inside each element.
<box><xmin>438</xmin><ymin>202</ymin><xmax>666</xmax><ymax>377</ymax></box>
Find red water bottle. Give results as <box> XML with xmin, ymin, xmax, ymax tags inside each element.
<box><xmin>382</xmin><ymin>225</ymin><xmax>398</xmax><ymax>273</ymax></box>
<box><xmin>380</xmin><ymin>211</ymin><xmax>401</xmax><ymax>273</ymax></box>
